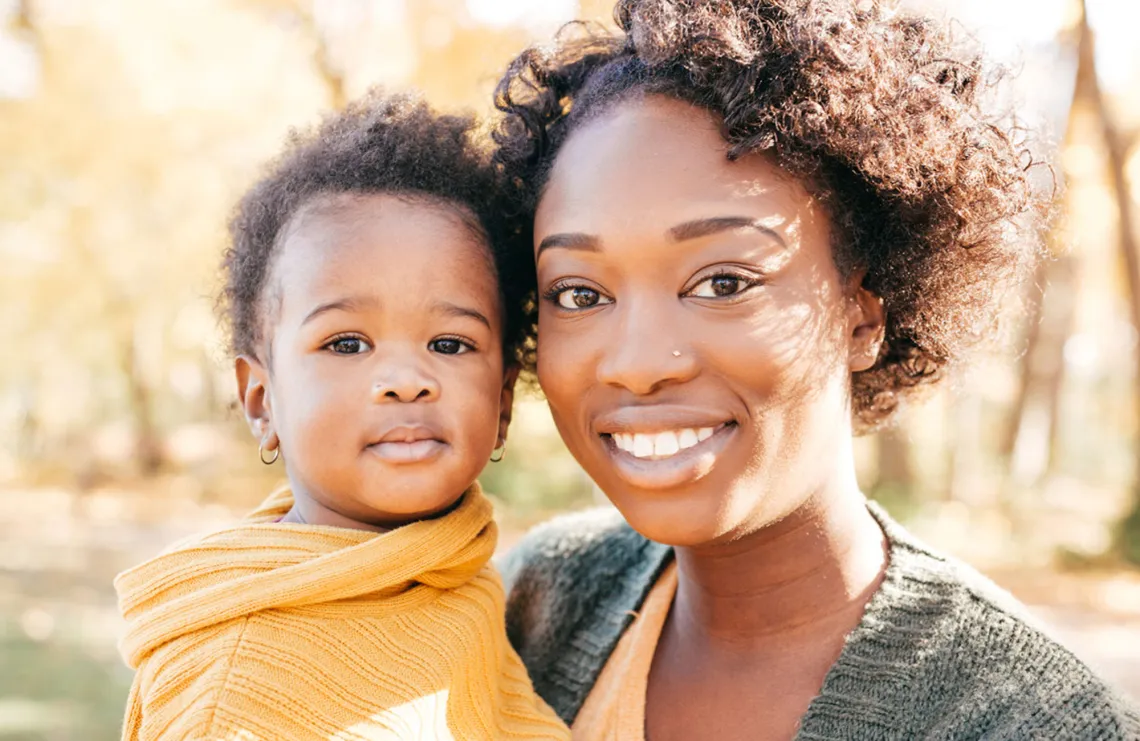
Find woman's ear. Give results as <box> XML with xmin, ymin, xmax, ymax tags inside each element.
<box><xmin>496</xmin><ymin>365</ymin><xmax>522</xmax><ymax>448</ymax></box>
<box><xmin>846</xmin><ymin>270</ymin><xmax>886</xmax><ymax>373</ymax></box>
<box><xmin>235</xmin><ymin>355</ymin><xmax>278</xmax><ymax>454</ymax></box>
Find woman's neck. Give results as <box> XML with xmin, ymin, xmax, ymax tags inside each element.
<box><xmin>670</xmin><ymin>468</ymin><xmax>888</xmax><ymax>652</ymax></box>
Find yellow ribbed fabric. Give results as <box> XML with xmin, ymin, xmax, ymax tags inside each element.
<box><xmin>115</xmin><ymin>484</ymin><xmax>569</xmax><ymax>741</ymax></box>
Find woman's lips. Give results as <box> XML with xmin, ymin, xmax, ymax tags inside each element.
<box><xmin>598</xmin><ymin>421</ymin><xmax>737</xmax><ymax>490</ymax></box>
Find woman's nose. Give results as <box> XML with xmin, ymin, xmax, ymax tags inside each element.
<box><xmin>371</xmin><ymin>359</ymin><xmax>441</xmax><ymax>403</ymax></box>
<box><xmin>596</xmin><ymin>306</ymin><xmax>698</xmax><ymax>395</ymax></box>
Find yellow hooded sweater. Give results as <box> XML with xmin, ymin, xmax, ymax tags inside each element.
<box><xmin>115</xmin><ymin>485</ymin><xmax>568</xmax><ymax>740</ymax></box>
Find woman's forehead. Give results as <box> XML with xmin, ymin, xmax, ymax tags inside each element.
<box><xmin>536</xmin><ymin>95</ymin><xmax>820</xmax><ymax>241</ymax></box>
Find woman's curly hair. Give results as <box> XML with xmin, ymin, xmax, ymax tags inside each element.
<box><xmin>221</xmin><ymin>89</ymin><xmax>534</xmax><ymax>366</ymax></box>
<box><xmin>493</xmin><ymin>0</ymin><xmax>1044</xmax><ymax>431</ymax></box>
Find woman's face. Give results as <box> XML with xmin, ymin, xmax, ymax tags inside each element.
<box><xmin>534</xmin><ymin>95</ymin><xmax>882</xmax><ymax>547</ymax></box>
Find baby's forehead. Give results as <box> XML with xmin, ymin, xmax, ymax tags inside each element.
<box><xmin>287</xmin><ymin>191</ymin><xmax>489</xmax><ymax>250</ymax></box>
<box><xmin>264</xmin><ymin>191</ymin><xmax>502</xmax><ymax>318</ymax></box>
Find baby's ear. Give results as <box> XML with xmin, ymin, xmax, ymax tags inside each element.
<box><xmin>235</xmin><ymin>355</ymin><xmax>278</xmax><ymax>454</ymax></box>
<box><xmin>496</xmin><ymin>364</ymin><xmax>521</xmax><ymax>447</ymax></box>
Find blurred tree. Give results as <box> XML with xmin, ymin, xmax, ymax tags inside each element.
<box><xmin>873</xmin><ymin>427</ymin><xmax>916</xmax><ymax>508</ymax></box>
<box><xmin>0</xmin><ymin>0</ymin><xmax>332</xmax><ymax>477</ymax></box>
<box><xmin>578</xmin><ymin>0</ymin><xmax>617</xmax><ymax>24</ymax></box>
<box><xmin>242</xmin><ymin>0</ymin><xmax>347</xmax><ymax>108</ymax></box>
<box><xmin>406</xmin><ymin>0</ymin><xmax>530</xmax><ymax>111</ymax></box>
<box><xmin>1071</xmin><ymin>0</ymin><xmax>1140</xmax><ymax>562</ymax></box>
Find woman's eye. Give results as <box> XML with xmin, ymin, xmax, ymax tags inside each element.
<box><xmin>327</xmin><ymin>337</ymin><xmax>371</xmax><ymax>354</ymax></box>
<box><xmin>555</xmin><ymin>286</ymin><xmax>612</xmax><ymax>310</ymax></box>
<box><xmin>429</xmin><ymin>338</ymin><xmax>471</xmax><ymax>355</ymax></box>
<box><xmin>689</xmin><ymin>274</ymin><xmax>752</xmax><ymax>298</ymax></box>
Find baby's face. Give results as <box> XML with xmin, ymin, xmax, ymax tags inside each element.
<box><xmin>260</xmin><ymin>193</ymin><xmax>509</xmax><ymax>527</ymax></box>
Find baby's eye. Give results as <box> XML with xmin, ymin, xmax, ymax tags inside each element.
<box><xmin>554</xmin><ymin>286</ymin><xmax>613</xmax><ymax>310</ymax></box>
<box><xmin>687</xmin><ymin>274</ymin><xmax>756</xmax><ymax>299</ymax></box>
<box><xmin>326</xmin><ymin>337</ymin><xmax>372</xmax><ymax>355</ymax></box>
<box><xmin>429</xmin><ymin>338</ymin><xmax>473</xmax><ymax>355</ymax></box>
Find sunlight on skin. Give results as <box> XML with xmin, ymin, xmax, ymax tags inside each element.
<box><xmin>533</xmin><ymin>95</ymin><xmax>881</xmax><ymax>547</ymax></box>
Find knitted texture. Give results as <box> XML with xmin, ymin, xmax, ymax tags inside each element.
<box><xmin>500</xmin><ymin>504</ymin><xmax>1140</xmax><ymax>740</ymax></box>
<box><xmin>116</xmin><ymin>484</ymin><xmax>568</xmax><ymax>740</ymax></box>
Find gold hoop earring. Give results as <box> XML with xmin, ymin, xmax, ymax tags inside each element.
<box><xmin>490</xmin><ymin>444</ymin><xmax>506</xmax><ymax>463</ymax></box>
<box><xmin>259</xmin><ymin>442</ymin><xmax>279</xmax><ymax>465</ymax></box>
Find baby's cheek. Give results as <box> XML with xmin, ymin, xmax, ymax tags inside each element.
<box><xmin>284</xmin><ymin>382</ymin><xmax>361</xmax><ymax>450</ymax></box>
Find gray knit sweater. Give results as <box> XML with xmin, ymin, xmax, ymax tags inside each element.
<box><xmin>500</xmin><ymin>502</ymin><xmax>1140</xmax><ymax>740</ymax></box>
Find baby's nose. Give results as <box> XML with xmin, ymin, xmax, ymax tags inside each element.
<box><xmin>371</xmin><ymin>365</ymin><xmax>441</xmax><ymax>403</ymax></box>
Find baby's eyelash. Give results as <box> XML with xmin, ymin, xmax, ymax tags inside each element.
<box><xmin>435</xmin><ymin>334</ymin><xmax>478</xmax><ymax>350</ymax></box>
<box><xmin>322</xmin><ymin>332</ymin><xmax>364</xmax><ymax>345</ymax></box>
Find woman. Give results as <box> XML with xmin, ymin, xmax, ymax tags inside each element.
<box><xmin>492</xmin><ymin>1</ymin><xmax>1140</xmax><ymax>739</ymax></box>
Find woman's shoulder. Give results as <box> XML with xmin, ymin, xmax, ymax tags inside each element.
<box><xmin>497</xmin><ymin>507</ymin><xmax>672</xmax><ymax>723</ymax></box>
<box><xmin>498</xmin><ymin>507</ymin><xmax>656</xmax><ymax>591</ymax></box>
<box><xmin>845</xmin><ymin>503</ymin><xmax>1140</xmax><ymax>739</ymax></box>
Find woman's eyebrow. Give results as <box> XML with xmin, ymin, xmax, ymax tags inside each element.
<box><xmin>669</xmin><ymin>217</ymin><xmax>787</xmax><ymax>247</ymax></box>
<box><xmin>536</xmin><ymin>232</ymin><xmax>599</xmax><ymax>257</ymax></box>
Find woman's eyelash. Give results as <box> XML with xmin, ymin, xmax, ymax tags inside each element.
<box><xmin>541</xmin><ymin>280</ymin><xmax>577</xmax><ymax>302</ymax></box>
<box><xmin>703</xmin><ymin>269</ymin><xmax>762</xmax><ymax>283</ymax></box>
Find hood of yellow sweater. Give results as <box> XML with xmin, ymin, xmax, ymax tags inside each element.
<box><xmin>114</xmin><ymin>483</ymin><xmax>496</xmax><ymax>669</ymax></box>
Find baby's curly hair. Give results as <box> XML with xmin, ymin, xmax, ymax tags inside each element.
<box><xmin>221</xmin><ymin>90</ymin><xmax>533</xmax><ymax>366</ymax></box>
<box><xmin>493</xmin><ymin>0</ymin><xmax>1044</xmax><ymax>431</ymax></box>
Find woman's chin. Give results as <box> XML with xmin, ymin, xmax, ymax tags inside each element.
<box><xmin>609</xmin><ymin>494</ymin><xmax>736</xmax><ymax>548</ymax></box>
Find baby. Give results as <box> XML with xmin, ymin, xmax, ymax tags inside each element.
<box><xmin>115</xmin><ymin>91</ymin><xmax>566</xmax><ymax>740</ymax></box>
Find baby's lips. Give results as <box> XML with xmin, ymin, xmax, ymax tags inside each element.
<box><xmin>370</xmin><ymin>423</ymin><xmax>446</xmax><ymax>446</ymax></box>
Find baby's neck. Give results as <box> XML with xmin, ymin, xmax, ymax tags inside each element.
<box><xmin>280</xmin><ymin>484</ymin><xmax>467</xmax><ymax>533</ymax></box>
<box><xmin>280</xmin><ymin>501</ymin><xmax>393</xmax><ymax>533</ymax></box>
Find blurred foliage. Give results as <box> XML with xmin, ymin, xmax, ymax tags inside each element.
<box><xmin>1</xmin><ymin>0</ymin><xmax>1140</xmax><ymax>562</ymax></box>
<box><xmin>0</xmin><ymin>620</ymin><xmax>132</xmax><ymax>741</ymax></box>
<box><xmin>4</xmin><ymin>0</ymin><xmax>1140</xmax><ymax>736</ymax></box>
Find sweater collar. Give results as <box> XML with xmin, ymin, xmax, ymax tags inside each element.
<box><xmin>551</xmin><ymin>500</ymin><xmax>955</xmax><ymax>735</ymax></box>
<box><xmin>115</xmin><ymin>483</ymin><xmax>496</xmax><ymax>669</ymax></box>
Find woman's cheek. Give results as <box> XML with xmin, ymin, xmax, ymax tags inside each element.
<box><xmin>744</xmin><ymin>295</ymin><xmax>848</xmax><ymax>394</ymax></box>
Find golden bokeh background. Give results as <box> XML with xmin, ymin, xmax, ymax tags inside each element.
<box><xmin>2</xmin><ymin>1</ymin><xmax>1140</xmax><ymax>737</ymax></box>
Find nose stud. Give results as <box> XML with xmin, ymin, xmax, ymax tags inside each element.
<box><xmin>672</xmin><ymin>350</ymin><xmax>682</xmax><ymax>357</ymax></box>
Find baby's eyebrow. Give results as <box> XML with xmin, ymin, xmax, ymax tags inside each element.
<box><xmin>435</xmin><ymin>301</ymin><xmax>492</xmax><ymax>331</ymax></box>
<box><xmin>301</xmin><ymin>296</ymin><xmax>378</xmax><ymax>326</ymax></box>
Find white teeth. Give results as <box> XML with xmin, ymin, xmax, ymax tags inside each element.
<box><xmin>611</xmin><ymin>426</ymin><xmax>721</xmax><ymax>458</ymax></box>
<box><xmin>653</xmin><ymin>432</ymin><xmax>680</xmax><ymax>457</ymax></box>
<box><xmin>632</xmin><ymin>434</ymin><xmax>655</xmax><ymax>458</ymax></box>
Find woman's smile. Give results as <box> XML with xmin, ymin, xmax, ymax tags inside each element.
<box><xmin>600</xmin><ymin>421</ymin><xmax>737</xmax><ymax>490</ymax></box>
<box><xmin>592</xmin><ymin>404</ymin><xmax>738</xmax><ymax>489</ymax></box>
